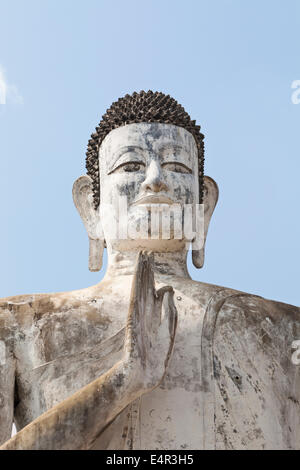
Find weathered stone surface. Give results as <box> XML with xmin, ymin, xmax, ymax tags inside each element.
<box><xmin>0</xmin><ymin>113</ymin><xmax>299</xmax><ymax>450</ymax></box>
<box><xmin>0</xmin><ymin>253</ymin><xmax>177</xmax><ymax>450</ymax></box>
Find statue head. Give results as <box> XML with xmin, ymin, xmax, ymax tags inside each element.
<box><xmin>73</xmin><ymin>91</ymin><xmax>218</xmax><ymax>271</ymax></box>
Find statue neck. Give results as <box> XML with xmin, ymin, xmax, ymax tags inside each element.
<box><xmin>104</xmin><ymin>247</ymin><xmax>190</xmax><ymax>280</ymax></box>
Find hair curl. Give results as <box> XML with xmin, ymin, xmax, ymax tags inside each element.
<box><xmin>86</xmin><ymin>90</ymin><xmax>205</xmax><ymax>208</ymax></box>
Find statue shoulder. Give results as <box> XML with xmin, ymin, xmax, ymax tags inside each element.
<box><xmin>184</xmin><ymin>278</ymin><xmax>300</xmax><ymax>323</ymax></box>
<box><xmin>214</xmin><ymin>290</ymin><xmax>300</xmax><ymax>327</ymax></box>
<box><xmin>207</xmin><ymin>290</ymin><xmax>300</xmax><ymax>367</ymax></box>
<box><xmin>0</xmin><ymin>294</ymin><xmax>24</xmax><ymax>343</ymax></box>
<box><xmin>0</xmin><ymin>286</ymin><xmax>103</xmax><ymax>328</ymax></box>
<box><xmin>182</xmin><ymin>279</ymin><xmax>300</xmax><ymax>346</ymax></box>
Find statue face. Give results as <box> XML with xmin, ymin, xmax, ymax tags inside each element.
<box><xmin>99</xmin><ymin>122</ymin><xmax>199</xmax><ymax>252</ymax></box>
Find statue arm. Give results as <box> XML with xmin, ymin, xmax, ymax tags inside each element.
<box><xmin>0</xmin><ymin>252</ymin><xmax>177</xmax><ymax>450</ymax></box>
<box><xmin>0</xmin><ymin>309</ymin><xmax>16</xmax><ymax>445</ymax></box>
<box><xmin>1</xmin><ymin>360</ymin><xmax>139</xmax><ymax>450</ymax></box>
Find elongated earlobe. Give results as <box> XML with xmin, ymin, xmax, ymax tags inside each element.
<box><xmin>192</xmin><ymin>176</ymin><xmax>219</xmax><ymax>269</ymax></box>
<box><xmin>89</xmin><ymin>239</ymin><xmax>104</xmax><ymax>272</ymax></box>
<box><xmin>192</xmin><ymin>249</ymin><xmax>205</xmax><ymax>269</ymax></box>
<box><xmin>72</xmin><ymin>175</ymin><xmax>104</xmax><ymax>272</ymax></box>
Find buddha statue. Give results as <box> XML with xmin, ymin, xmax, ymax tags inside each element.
<box><xmin>0</xmin><ymin>91</ymin><xmax>300</xmax><ymax>450</ymax></box>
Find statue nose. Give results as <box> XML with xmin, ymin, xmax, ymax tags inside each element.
<box><xmin>141</xmin><ymin>160</ymin><xmax>169</xmax><ymax>193</ymax></box>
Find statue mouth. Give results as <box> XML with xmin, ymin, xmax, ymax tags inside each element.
<box><xmin>132</xmin><ymin>194</ymin><xmax>175</xmax><ymax>206</ymax></box>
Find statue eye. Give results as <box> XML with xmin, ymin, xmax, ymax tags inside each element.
<box><xmin>162</xmin><ymin>162</ymin><xmax>192</xmax><ymax>174</ymax></box>
<box><xmin>122</xmin><ymin>162</ymin><xmax>145</xmax><ymax>172</ymax></box>
<box><xmin>111</xmin><ymin>161</ymin><xmax>145</xmax><ymax>174</ymax></box>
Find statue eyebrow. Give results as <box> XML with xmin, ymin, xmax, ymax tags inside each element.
<box><xmin>113</xmin><ymin>145</ymin><xmax>146</xmax><ymax>160</ymax></box>
<box><xmin>109</xmin><ymin>146</ymin><xmax>146</xmax><ymax>173</ymax></box>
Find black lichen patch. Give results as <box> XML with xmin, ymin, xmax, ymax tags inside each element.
<box><xmin>114</xmin><ymin>373</ymin><xmax>125</xmax><ymax>388</ymax></box>
<box><xmin>225</xmin><ymin>366</ymin><xmax>243</xmax><ymax>392</ymax></box>
<box><xmin>213</xmin><ymin>354</ymin><xmax>222</xmax><ymax>381</ymax></box>
<box><xmin>288</xmin><ymin>396</ymin><xmax>299</xmax><ymax>405</ymax></box>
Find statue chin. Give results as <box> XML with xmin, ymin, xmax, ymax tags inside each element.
<box><xmin>102</xmin><ymin>205</ymin><xmax>197</xmax><ymax>254</ymax></box>
<box><xmin>108</xmin><ymin>237</ymin><xmax>188</xmax><ymax>254</ymax></box>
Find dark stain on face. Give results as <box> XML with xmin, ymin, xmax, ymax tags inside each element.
<box><xmin>186</xmin><ymin>187</ymin><xmax>192</xmax><ymax>200</ymax></box>
<box><xmin>144</xmin><ymin>124</ymin><xmax>164</xmax><ymax>142</ymax></box>
<box><xmin>173</xmin><ymin>187</ymin><xmax>182</xmax><ymax>200</ymax></box>
<box><xmin>117</xmin><ymin>182</ymin><xmax>138</xmax><ymax>197</ymax></box>
<box><xmin>172</xmin><ymin>185</ymin><xmax>193</xmax><ymax>205</ymax></box>
<box><xmin>176</xmin><ymin>186</ymin><xmax>189</xmax><ymax>202</ymax></box>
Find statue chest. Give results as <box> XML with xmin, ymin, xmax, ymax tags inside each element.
<box><xmin>14</xmin><ymin>292</ymin><xmax>205</xmax><ymax>438</ymax></box>
<box><xmin>13</xmin><ymin>288</ymin><xmax>300</xmax><ymax>449</ymax></box>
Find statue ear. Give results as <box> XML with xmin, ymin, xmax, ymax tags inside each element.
<box><xmin>72</xmin><ymin>175</ymin><xmax>104</xmax><ymax>272</ymax></box>
<box><xmin>192</xmin><ymin>176</ymin><xmax>219</xmax><ymax>269</ymax></box>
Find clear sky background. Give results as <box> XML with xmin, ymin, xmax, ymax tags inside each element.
<box><xmin>0</xmin><ymin>0</ymin><xmax>299</xmax><ymax>306</ymax></box>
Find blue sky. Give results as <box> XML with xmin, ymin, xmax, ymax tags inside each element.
<box><xmin>0</xmin><ymin>0</ymin><xmax>299</xmax><ymax>306</ymax></box>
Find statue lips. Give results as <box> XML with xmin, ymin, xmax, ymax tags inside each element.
<box><xmin>132</xmin><ymin>193</ymin><xmax>175</xmax><ymax>207</ymax></box>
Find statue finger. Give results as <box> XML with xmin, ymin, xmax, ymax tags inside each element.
<box><xmin>156</xmin><ymin>288</ymin><xmax>178</xmax><ymax>367</ymax></box>
<box><xmin>124</xmin><ymin>251</ymin><xmax>155</xmax><ymax>360</ymax></box>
